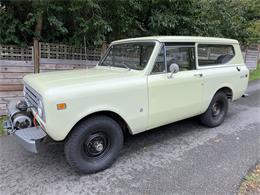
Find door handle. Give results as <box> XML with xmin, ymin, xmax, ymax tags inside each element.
<box><xmin>193</xmin><ymin>73</ymin><xmax>203</xmax><ymax>77</ymax></box>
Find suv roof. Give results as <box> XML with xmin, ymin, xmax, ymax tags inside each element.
<box><xmin>112</xmin><ymin>36</ymin><xmax>238</xmax><ymax>44</ymax></box>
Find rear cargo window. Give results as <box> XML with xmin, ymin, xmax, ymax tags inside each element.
<box><xmin>198</xmin><ymin>44</ymin><xmax>235</xmax><ymax>66</ymax></box>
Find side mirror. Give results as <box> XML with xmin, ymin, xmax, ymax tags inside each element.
<box><xmin>168</xmin><ymin>63</ymin><xmax>179</xmax><ymax>78</ymax></box>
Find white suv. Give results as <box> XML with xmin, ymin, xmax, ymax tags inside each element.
<box><xmin>4</xmin><ymin>36</ymin><xmax>249</xmax><ymax>173</ymax></box>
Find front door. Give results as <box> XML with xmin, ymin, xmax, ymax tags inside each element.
<box><xmin>148</xmin><ymin>43</ymin><xmax>204</xmax><ymax>129</ymax></box>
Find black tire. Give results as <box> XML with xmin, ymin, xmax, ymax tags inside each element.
<box><xmin>64</xmin><ymin>116</ymin><xmax>123</xmax><ymax>174</ymax></box>
<box><xmin>200</xmin><ymin>92</ymin><xmax>229</xmax><ymax>127</ymax></box>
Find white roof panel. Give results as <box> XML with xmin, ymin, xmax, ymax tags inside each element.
<box><xmin>112</xmin><ymin>36</ymin><xmax>238</xmax><ymax>44</ymax></box>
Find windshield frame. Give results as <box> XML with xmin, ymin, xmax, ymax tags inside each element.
<box><xmin>98</xmin><ymin>41</ymin><xmax>157</xmax><ymax>71</ymax></box>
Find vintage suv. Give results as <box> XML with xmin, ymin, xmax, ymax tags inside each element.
<box><xmin>4</xmin><ymin>36</ymin><xmax>249</xmax><ymax>173</ymax></box>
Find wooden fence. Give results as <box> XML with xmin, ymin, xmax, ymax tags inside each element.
<box><xmin>0</xmin><ymin>42</ymin><xmax>104</xmax><ymax>115</ymax></box>
<box><xmin>0</xmin><ymin>44</ymin><xmax>33</xmax><ymax>61</ymax></box>
<box><xmin>244</xmin><ymin>44</ymin><xmax>260</xmax><ymax>70</ymax></box>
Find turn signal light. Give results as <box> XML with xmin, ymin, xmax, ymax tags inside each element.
<box><xmin>57</xmin><ymin>103</ymin><xmax>66</xmax><ymax>110</ymax></box>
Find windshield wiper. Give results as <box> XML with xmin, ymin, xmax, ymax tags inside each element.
<box><xmin>122</xmin><ymin>62</ymin><xmax>131</xmax><ymax>71</ymax></box>
<box><xmin>100</xmin><ymin>61</ymin><xmax>111</xmax><ymax>68</ymax></box>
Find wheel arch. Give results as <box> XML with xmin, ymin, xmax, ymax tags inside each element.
<box><xmin>214</xmin><ymin>86</ymin><xmax>233</xmax><ymax>100</ymax></box>
<box><xmin>65</xmin><ymin>110</ymin><xmax>133</xmax><ymax>141</ymax></box>
<box><xmin>202</xmin><ymin>85</ymin><xmax>233</xmax><ymax>113</ymax></box>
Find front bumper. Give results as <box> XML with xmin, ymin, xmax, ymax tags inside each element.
<box><xmin>3</xmin><ymin>101</ymin><xmax>47</xmax><ymax>153</ymax></box>
<box><xmin>14</xmin><ymin>127</ymin><xmax>46</xmax><ymax>153</ymax></box>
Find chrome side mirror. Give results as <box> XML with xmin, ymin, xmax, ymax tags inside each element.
<box><xmin>168</xmin><ymin>63</ymin><xmax>179</xmax><ymax>78</ymax></box>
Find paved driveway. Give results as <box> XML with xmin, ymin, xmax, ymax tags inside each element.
<box><xmin>0</xmin><ymin>81</ymin><xmax>259</xmax><ymax>195</ymax></box>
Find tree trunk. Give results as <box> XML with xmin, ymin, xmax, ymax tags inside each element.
<box><xmin>35</xmin><ymin>12</ymin><xmax>43</xmax><ymax>36</ymax></box>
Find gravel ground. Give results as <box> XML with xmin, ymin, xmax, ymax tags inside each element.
<box><xmin>0</xmin><ymin>80</ymin><xmax>259</xmax><ymax>195</ymax></box>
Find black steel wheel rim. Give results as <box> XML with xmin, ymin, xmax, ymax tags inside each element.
<box><xmin>212</xmin><ymin>101</ymin><xmax>223</xmax><ymax>117</ymax></box>
<box><xmin>83</xmin><ymin>132</ymin><xmax>110</xmax><ymax>158</ymax></box>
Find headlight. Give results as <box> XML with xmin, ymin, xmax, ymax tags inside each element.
<box><xmin>37</xmin><ymin>99</ymin><xmax>45</xmax><ymax>120</ymax></box>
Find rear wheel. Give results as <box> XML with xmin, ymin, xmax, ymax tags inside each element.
<box><xmin>200</xmin><ymin>92</ymin><xmax>229</xmax><ymax>127</ymax></box>
<box><xmin>64</xmin><ymin>116</ymin><xmax>123</xmax><ymax>174</ymax></box>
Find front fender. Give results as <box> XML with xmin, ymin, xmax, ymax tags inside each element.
<box><xmin>44</xmin><ymin>105</ymin><xmax>129</xmax><ymax>141</ymax></box>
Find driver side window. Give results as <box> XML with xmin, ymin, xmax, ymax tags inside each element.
<box><xmin>165</xmin><ymin>46</ymin><xmax>196</xmax><ymax>72</ymax></box>
<box><xmin>151</xmin><ymin>44</ymin><xmax>196</xmax><ymax>74</ymax></box>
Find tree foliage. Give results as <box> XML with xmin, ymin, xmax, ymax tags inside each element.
<box><xmin>0</xmin><ymin>0</ymin><xmax>259</xmax><ymax>46</ymax></box>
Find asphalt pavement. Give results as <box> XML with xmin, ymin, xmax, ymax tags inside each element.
<box><xmin>0</xmin><ymin>80</ymin><xmax>259</xmax><ymax>195</ymax></box>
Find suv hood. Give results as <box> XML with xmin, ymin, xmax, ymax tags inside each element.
<box><xmin>23</xmin><ymin>66</ymin><xmax>141</xmax><ymax>95</ymax></box>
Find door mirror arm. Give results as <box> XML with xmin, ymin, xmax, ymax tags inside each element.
<box><xmin>168</xmin><ymin>63</ymin><xmax>180</xmax><ymax>79</ymax></box>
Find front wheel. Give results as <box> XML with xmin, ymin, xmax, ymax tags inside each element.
<box><xmin>200</xmin><ymin>92</ymin><xmax>229</xmax><ymax>127</ymax></box>
<box><xmin>64</xmin><ymin>116</ymin><xmax>123</xmax><ymax>174</ymax></box>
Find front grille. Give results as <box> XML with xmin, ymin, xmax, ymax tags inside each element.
<box><xmin>24</xmin><ymin>84</ymin><xmax>39</xmax><ymax>108</ymax></box>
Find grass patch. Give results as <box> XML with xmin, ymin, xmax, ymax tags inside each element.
<box><xmin>0</xmin><ymin>116</ymin><xmax>7</xmax><ymax>136</ymax></box>
<box><xmin>239</xmin><ymin>164</ymin><xmax>260</xmax><ymax>195</ymax></box>
<box><xmin>249</xmin><ymin>63</ymin><xmax>260</xmax><ymax>81</ymax></box>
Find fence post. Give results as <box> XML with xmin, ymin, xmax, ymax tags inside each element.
<box><xmin>101</xmin><ymin>42</ymin><xmax>108</xmax><ymax>57</ymax></box>
<box><xmin>33</xmin><ymin>38</ymin><xmax>40</xmax><ymax>73</ymax></box>
<box><xmin>257</xmin><ymin>44</ymin><xmax>260</xmax><ymax>64</ymax></box>
<box><xmin>244</xmin><ymin>47</ymin><xmax>248</xmax><ymax>63</ymax></box>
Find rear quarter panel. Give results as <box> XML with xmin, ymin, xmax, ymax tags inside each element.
<box><xmin>199</xmin><ymin>44</ymin><xmax>249</xmax><ymax>112</ymax></box>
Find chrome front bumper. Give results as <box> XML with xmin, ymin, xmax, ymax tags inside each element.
<box><xmin>14</xmin><ymin>127</ymin><xmax>47</xmax><ymax>153</ymax></box>
<box><xmin>3</xmin><ymin>100</ymin><xmax>47</xmax><ymax>153</ymax></box>
<box><xmin>3</xmin><ymin>120</ymin><xmax>47</xmax><ymax>153</ymax></box>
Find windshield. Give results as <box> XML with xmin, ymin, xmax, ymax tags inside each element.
<box><xmin>99</xmin><ymin>42</ymin><xmax>155</xmax><ymax>70</ymax></box>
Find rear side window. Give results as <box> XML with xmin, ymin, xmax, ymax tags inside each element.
<box><xmin>198</xmin><ymin>44</ymin><xmax>235</xmax><ymax>66</ymax></box>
